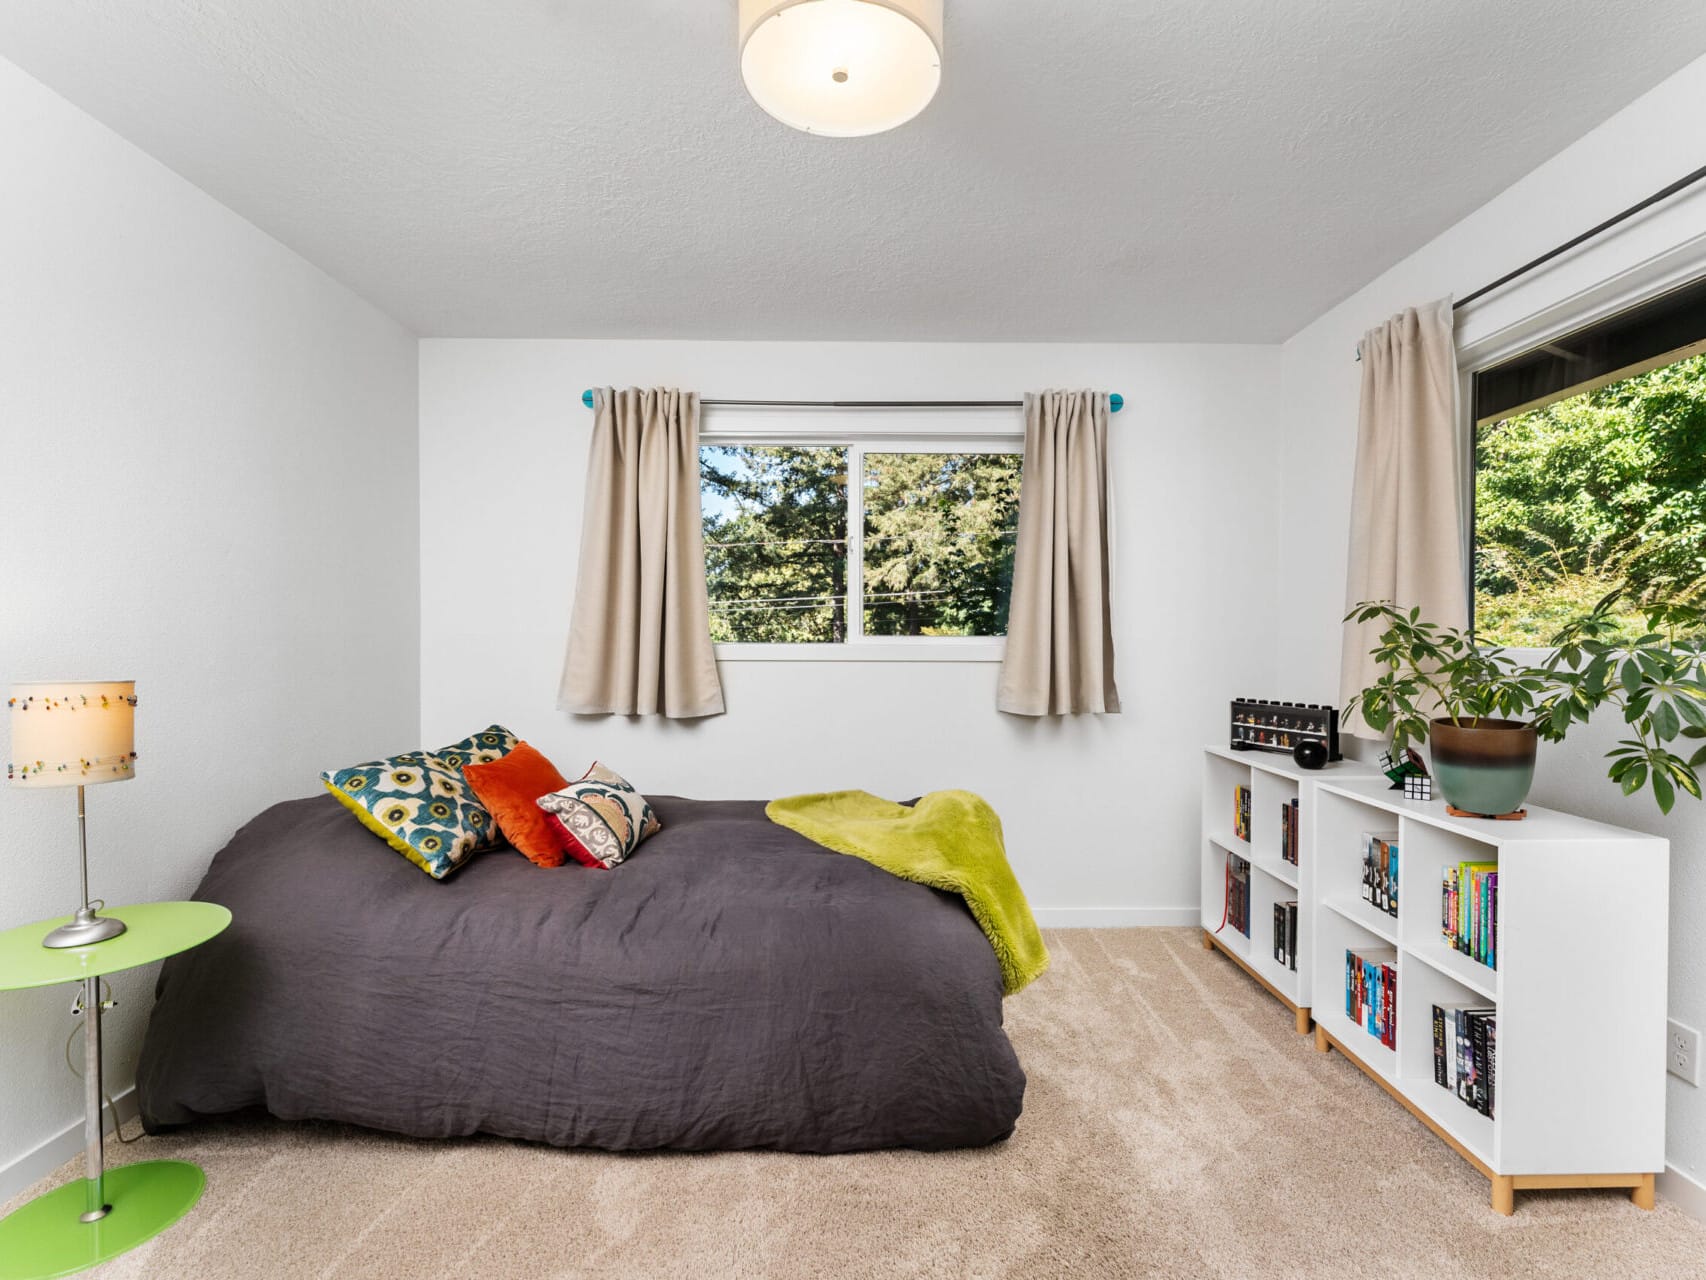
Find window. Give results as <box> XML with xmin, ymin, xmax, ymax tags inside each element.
<box><xmin>702</xmin><ymin>445</ymin><xmax>851</xmax><ymax>643</ymax></box>
<box><xmin>1472</xmin><ymin>276</ymin><xmax>1706</xmax><ymax>646</ymax></box>
<box><xmin>701</xmin><ymin>441</ymin><xmax>1022</xmax><ymax>650</ymax></box>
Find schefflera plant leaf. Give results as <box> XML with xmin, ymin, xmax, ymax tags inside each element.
<box><xmin>1344</xmin><ymin>590</ymin><xmax>1706</xmax><ymax>814</ymax></box>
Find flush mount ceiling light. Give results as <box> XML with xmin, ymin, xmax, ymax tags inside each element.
<box><xmin>738</xmin><ymin>0</ymin><xmax>943</xmax><ymax>137</ymax></box>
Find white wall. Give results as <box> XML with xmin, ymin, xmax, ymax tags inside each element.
<box><xmin>1276</xmin><ymin>53</ymin><xmax>1706</xmax><ymax>1184</ymax></box>
<box><xmin>419</xmin><ymin>340</ymin><xmax>1281</xmax><ymax>920</ymax></box>
<box><xmin>0</xmin><ymin>57</ymin><xmax>420</xmax><ymax>1190</ymax></box>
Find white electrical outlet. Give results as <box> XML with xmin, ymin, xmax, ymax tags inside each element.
<box><xmin>1669</xmin><ymin>1019</ymin><xmax>1701</xmax><ymax>1086</ymax></box>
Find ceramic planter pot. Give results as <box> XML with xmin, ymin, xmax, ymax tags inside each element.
<box><xmin>1428</xmin><ymin>718</ymin><xmax>1538</xmax><ymax>816</ymax></box>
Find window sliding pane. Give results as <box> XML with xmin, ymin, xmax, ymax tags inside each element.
<box><xmin>701</xmin><ymin>445</ymin><xmax>849</xmax><ymax>643</ymax></box>
<box><xmin>1474</xmin><ymin>351</ymin><xmax>1706</xmax><ymax>646</ymax></box>
<box><xmin>862</xmin><ymin>452</ymin><xmax>1022</xmax><ymax>637</ymax></box>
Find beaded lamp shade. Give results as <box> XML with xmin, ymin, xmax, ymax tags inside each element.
<box><xmin>7</xmin><ymin>681</ymin><xmax>138</xmax><ymax>788</ymax></box>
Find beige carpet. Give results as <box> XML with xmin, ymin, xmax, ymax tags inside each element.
<box><xmin>10</xmin><ymin>928</ymin><xmax>1706</xmax><ymax>1279</ymax></box>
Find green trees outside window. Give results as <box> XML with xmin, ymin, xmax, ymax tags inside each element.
<box><xmin>702</xmin><ymin>446</ymin><xmax>849</xmax><ymax>643</ymax></box>
<box><xmin>701</xmin><ymin>445</ymin><xmax>1021</xmax><ymax>643</ymax></box>
<box><xmin>863</xmin><ymin>452</ymin><xmax>1020</xmax><ymax>637</ymax></box>
<box><xmin>1476</xmin><ymin>351</ymin><xmax>1706</xmax><ymax>646</ymax></box>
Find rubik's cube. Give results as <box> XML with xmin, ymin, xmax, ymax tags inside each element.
<box><xmin>1403</xmin><ymin>772</ymin><xmax>1433</xmax><ymax>802</ymax></box>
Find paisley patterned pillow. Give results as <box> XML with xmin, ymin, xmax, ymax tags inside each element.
<box><xmin>536</xmin><ymin>763</ymin><xmax>661</xmax><ymax>869</ymax></box>
<box><xmin>321</xmin><ymin>725</ymin><xmax>518</xmax><ymax>879</ymax></box>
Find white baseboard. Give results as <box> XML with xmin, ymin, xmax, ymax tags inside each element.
<box><xmin>1659</xmin><ymin>1163</ymin><xmax>1706</xmax><ymax>1222</ymax></box>
<box><xmin>1032</xmin><ymin>907</ymin><xmax>1198</xmax><ymax>928</ymax></box>
<box><xmin>0</xmin><ymin>1086</ymin><xmax>137</xmax><ymax>1206</ymax></box>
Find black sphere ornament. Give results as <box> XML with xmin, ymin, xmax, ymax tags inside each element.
<box><xmin>1293</xmin><ymin>738</ymin><xmax>1328</xmax><ymax>771</ymax></box>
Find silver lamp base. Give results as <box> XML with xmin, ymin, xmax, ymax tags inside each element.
<box><xmin>43</xmin><ymin>908</ymin><xmax>127</xmax><ymax>950</ymax></box>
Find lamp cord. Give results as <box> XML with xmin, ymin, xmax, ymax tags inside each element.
<box><xmin>63</xmin><ymin>978</ymin><xmax>138</xmax><ymax>1146</ymax></box>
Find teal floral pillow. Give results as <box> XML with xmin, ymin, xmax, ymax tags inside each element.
<box><xmin>433</xmin><ymin>725</ymin><xmax>519</xmax><ymax>771</ymax></box>
<box><xmin>321</xmin><ymin>725</ymin><xmax>518</xmax><ymax>879</ymax></box>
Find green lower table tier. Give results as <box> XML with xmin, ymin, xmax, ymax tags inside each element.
<box><xmin>0</xmin><ymin>1161</ymin><xmax>205</xmax><ymax>1280</ymax></box>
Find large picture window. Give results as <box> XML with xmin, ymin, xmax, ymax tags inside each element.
<box><xmin>1472</xmin><ymin>277</ymin><xmax>1706</xmax><ymax>646</ymax></box>
<box><xmin>701</xmin><ymin>442</ymin><xmax>1022</xmax><ymax>647</ymax></box>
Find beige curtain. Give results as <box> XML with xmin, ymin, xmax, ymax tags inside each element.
<box><xmin>1339</xmin><ymin>299</ymin><xmax>1466</xmax><ymax>729</ymax></box>
<box><xmin>997</xmin><ymin>390</ymin><xmax>1121</xmax><ymax>716</ymax></box>
<box><xmin>558</xmin><ymin>387</ymin><xmax>726</xmax><ymax>719</ymax></box>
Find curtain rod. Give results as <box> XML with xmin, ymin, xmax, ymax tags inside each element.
<box><xmin>1355</xmin><ymin>160</ymin><xmax>1706</xmax><ymax>361</ymax></box>
<box><xmin>1453</xmin><ymin>161</ymin><xmax>1706</xmax><ymax>312</ymax></box>
<box><xmin>580</xmin><ymin>391</ymin><xmax>1125</xmax><ymax>412</ymax></box>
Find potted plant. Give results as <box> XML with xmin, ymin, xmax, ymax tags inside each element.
<box><xmin>1343</xmin><ymin>594</ymin><xmax>1706</xmax><ymax>815</ymax></box>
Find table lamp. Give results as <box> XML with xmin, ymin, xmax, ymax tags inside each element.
<box><xmin>8</xmin><ymin>680</ymin><xmax>137</xmax><ymax>948</ymax></box>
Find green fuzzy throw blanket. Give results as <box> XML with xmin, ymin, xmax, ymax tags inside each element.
<box><xmin>766</xmin><ymin>790</ymin><xmax>1048</xmax><ymax>995</ymax></box>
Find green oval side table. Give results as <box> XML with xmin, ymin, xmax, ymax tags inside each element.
<box><xmin>0</xmin><ymin>901</ymin><xmax>230</xmax><ymax>1280</ymax></box>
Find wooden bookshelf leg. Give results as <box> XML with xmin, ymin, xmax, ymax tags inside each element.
<box><xmin>1294</xmin><ymin>1006</ymin><xmax>1311</xmax><ymax>1036</ymax></box>
<box><xmin>1632</xmin><ymin>1175</ymin><xmax>1655</xmax><ymax>1210</ymax></box>
<box><xmin>1313</xmin><ymin>1023</ymin><xmax>1330</xmax><ymax>1054</ymax></box>
<box><xmin>1200</xmin><ymin>930</ymin><xmax>1214</xmax><ymax>950</ymax></box>
<box><xmin>1490</xmin><ymin>1176</ymin><xmax>1515</xmax><ymax>1216</ymax></box>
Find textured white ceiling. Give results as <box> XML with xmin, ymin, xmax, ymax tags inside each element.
<box><xmin>4</xmin><ymin>2</ymin><xmax>1704</xmax><ymax>341</ymax></box>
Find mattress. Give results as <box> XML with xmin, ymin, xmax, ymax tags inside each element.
<box><xmin>136</xmin><ymin>792</ymin><xmax>1025</xmax><ymax>1152</ymax></box>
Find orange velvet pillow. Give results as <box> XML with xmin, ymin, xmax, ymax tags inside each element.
<box><xmin>461</xmin><ymin>742</ymin><xmax>570</xmax><ymax>868</ymax></box>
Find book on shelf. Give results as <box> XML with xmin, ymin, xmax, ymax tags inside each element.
<box><xmin>1233</xmin><ymin>785</ymin><xmax>1252</xmax><ymax>842</ymax></box>
<box><xmin>1359</xmin><ymin>830</ymin><xmax>1399</xmax><ymax>918</ymax></box>
<box><xmin>1272</xmin><ymin>900</ymin><xmax>1298</xmax><ymax>970</ymax></box>
<box><xmin>1225</xmin><ymin>853</ymin><xmax>1251</xmax><ymax>937</ymax></box>
<box><xmin>1280</xmin><ymin>797</ymin><xmax>1301</xmax><ymax>866</ymax></box>
<box><xmin>1432</xmin><ymin>1002</ymin><xmax>1496</xmax><ymax>1119</ymax></box>
<box><xmin>1441</xmin><ymin>862</ymin><xmax>1498</xmax><ymax>968</ymax></box>
<box><xmin>1344</xmin><ymin>945</ymin><xmax>1397</xmax><ymax>1047</ymax></box>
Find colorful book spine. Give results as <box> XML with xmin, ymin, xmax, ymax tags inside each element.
<box><xmin>1470</xmin><ymin>1013</ymin><xmax>1491</xmax><ymax>1116</ymax></box>
<box><xmin>1233</xmin><ymin>785</ymin><xmax>1252</xmax><ymax>842</ymax></box>
<box><xmin>1457</xmin><ymin>1009</ymin><xmax>1474</xmax><ymax>1105</ymax></box>
<box><xmin>1438</xmin><ymin>1004</ymin><xmax>1497</xmax><ymax>1118</ymax></box>
<box><xmin>1228</xmin><ymin>855</ymin><xmax>1251</xmax><ymax>937</ymax></box>
<box><xmin>1270</xmin><ymin>900</ymin><xmax>1299</xmax><ymax>970</ymax></box>
<box><xmin>1483</xmin><ymin>1018</ymin><xmax>1498</xmax><ymax>1118</ymax></box>
<box><xmin>1281</xmin><ymin>797</ymin><xmax>1300</xmax><ymax>866</ymax></box>
<box><xmin>1279</xmin><ymin>798</ymin><xmax>1302</xmax><ymax>865</ymax></box>
<box><xmin>1441</xmin><ymin>862</ymin><xmax>1498</xmax><ymax>967</ymax></box>
<box><xmin>1344</xmin><ymin>946</ymin><xmax>1397</xmax><ymax>1047</ymax></box>
<box><xmin>1360</xmin><ymin>831</ymin><xmax>1399</xmax><ymax>918</ymax></box>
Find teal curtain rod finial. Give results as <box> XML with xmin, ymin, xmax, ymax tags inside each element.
<box><xmin>579</xmin><ymin>391</ymin><xmax>1123</xmax><ymax>412</ymax></box>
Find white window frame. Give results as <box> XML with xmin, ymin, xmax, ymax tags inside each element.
<box><xmin>701</xmin><ymin>417</ymin><xmax>1023</xmax><ymax>663</ymax></box>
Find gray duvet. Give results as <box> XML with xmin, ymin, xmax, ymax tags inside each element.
<box><xmin>137</xmin><ymin>793</ymin><xmax>1025</xmax><ymax>1152</ymax></box>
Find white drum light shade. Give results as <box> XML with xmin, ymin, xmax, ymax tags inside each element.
<box><xmin>739</xmin><ymin>0</ymin><xmax>943</xmax><ymax>137</ymax></box>
<box><xmin>8</xmin><ymin>681</ymin><xmax>137</xmax><ymax>788</ymax></box>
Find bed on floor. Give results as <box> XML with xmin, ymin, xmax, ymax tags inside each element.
<box><xmin>136</xmin><ymin>793</ymin><xmax>1025</xmax><ymax>1152</ymax></box>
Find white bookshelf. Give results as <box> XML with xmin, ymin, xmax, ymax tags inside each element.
<box><xmin>1199</xmin><ymin>746</ymin><xmax>1374</xmax><ymax>1035</ymax></box>
<box><xmin>1308</xmin><ymin>777</ymin><xmax>1669</xmax><ymax>1215</ymax></box>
